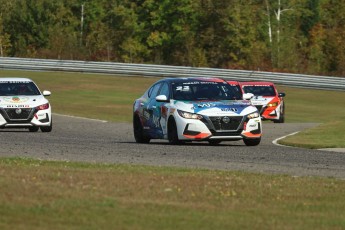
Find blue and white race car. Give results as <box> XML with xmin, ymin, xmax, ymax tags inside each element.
<box><xmin>133</xmin><ymin>77</ymin><xmax>262</xmax><ymax>145</ymax></box>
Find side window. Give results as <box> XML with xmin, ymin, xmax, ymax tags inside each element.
<box><xmin>148</xmin><ymin>83</ymin><xmax>161</xmax><ymax>99</ymax></box>
<box><xmin>158</xmin><ymin>83</ymin><xmax>170</xmax><ymax>98</ymax></box>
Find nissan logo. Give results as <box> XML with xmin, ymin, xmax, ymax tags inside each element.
<box><xmin>222</xmin><ymin>116</ymin><xmax>231</xmax><ymax>123</ymax></box>
<box><xmin>15</xmin><ymin>108</ymin><xmax>22</xmax><ymax>114</ymax></box>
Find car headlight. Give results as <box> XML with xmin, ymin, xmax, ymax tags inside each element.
<box><xmin>36</xmin><ymin>103</ymin><xmax>50</xmax><ymax>110</ymax></box>
<box><xmin>267</xmin><ymin>102</ymin><xmax>278</xmax><ymax>107</ymax></box>
<box><xmin>247</xmin><ymin>112</ymin><xmax>259</xmax><ymax>119</ymax></box>
<box><xmin>177</xmin><ymin>110</ymin><xmax>203</xmax><ymax>119</ymax></box>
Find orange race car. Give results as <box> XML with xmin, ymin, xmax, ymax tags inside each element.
<box><xmin>240</xmin><ymin>82</ymin><xmax>286</xmax><ymax>123</ymax></box>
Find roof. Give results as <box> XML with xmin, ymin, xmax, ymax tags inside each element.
<box><xmin>240</xmin><ymin>81</ymin><xmax>275</xmax><ymax>86</ymax></box>
<box><xmin>0</xmin><ymin>77</ymin><xmax>33</xmax><ymax>82</ymax></box>
<box><xmin>226</xmin><ymin>80</ymin><xmax>240</xmax><ymax>85</ymax></box>
<box><xmin>163</xmin><ymin>77</ymin><xmax>228</xmax><ymax>83</ymax></box>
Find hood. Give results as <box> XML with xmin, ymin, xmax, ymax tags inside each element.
<box><xmin>0</xmin><ymin>95</ymin><xmax>48</xmax><ymax>108</ymax></box>
<box><xmin>174</xmin><ymin>100</ymin><xmax>257</xmax><ymax>116</ymax></box>
<box><xmin>250</xmin><ymin>96</ymin><xmax>275</xmax><ymax>106</ymax></box>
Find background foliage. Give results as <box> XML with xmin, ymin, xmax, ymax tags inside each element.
<box><xmin>1</xmin><ymin>0</ymin><xmax>345</xmax><ymax>76</ymax></box>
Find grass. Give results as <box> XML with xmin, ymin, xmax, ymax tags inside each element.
<box><xmin>0</xmin><ymin>70</ymin><xmax>157</xmax><ymax>122</ymax></box>
<box><xmin>274</xmin><ymin>86</ymin><xmax>345</xmax><ymax>148</ymax></box>
<box><xmin>0</xmin><ymin>158</ymin><xmax>344</xmax><ymax>230</ymax></box>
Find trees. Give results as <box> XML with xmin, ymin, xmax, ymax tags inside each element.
<box><xmin>0</xmin><ymin>0</ymin><xmax>13</xmax><ymax>57</ymax></box>
<box><xmin>0</xmin><ymin>0</ymin><xmax>344</xmax><ymax>76</ymax></box>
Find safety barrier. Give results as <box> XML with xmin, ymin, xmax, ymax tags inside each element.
<box><xmin>1</xmin><ymin>57</ymin><xmax>344</xmax><ymax>91</ymax></box>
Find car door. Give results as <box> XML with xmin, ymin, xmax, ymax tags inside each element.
<box><xmin>155</xmin><ymin>82</ymin><xmax>170</xmax><ymax>137</ymax></box>
<box><xmin>145</xmin><ymin>82</ymin><xmax>163</xmax><ymax>138</ymax></box>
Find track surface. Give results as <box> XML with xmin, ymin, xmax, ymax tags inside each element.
<box><xmin>1</xmin><ymin>114</ymin><xmax>344</xmax><ymax>178</ymax></box>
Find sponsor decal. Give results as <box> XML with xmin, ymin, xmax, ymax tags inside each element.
<box><xmin>3</xmin><ymin>96</ymin><xmax>30</xmax><ymax>103</ymax></box>
<box><xmin>152</xmin><ymin>115</ymin><xmax>160</xmax><ymax>128</ymax></box>
<box><xmin>6</xmin><ymin>104</ymin><xmax>30</xmax><ymax>108</ymax></box>
<box><xmin>181</xmin><ymin>81</ymin><xmax>218</xmax><ymax>85</ymax></box>
<box><xmin>143</xmin><ymin>110</ymin><xmax>150</xmax><ymax>120</ymax></box>
<box><xmin>176</xmin><ymin>86</ymin><xmax>190</xmax><ymax>91</ymax></box>
<box><xmin>232</xmin><ymin>102</ymin><xmax>251</xmax><ymax>106</ymax></box>
<box><xmin>37</xmin><ymin>113</ymin><xmax>45</xmax><ymax>118</ymax></box>
<box><xmin>193</xmin><ymin>103</ymin><xmax>216</xmax><ymax>109</ymax></box>
<box><xmin>192</xmin><ymin>101</ymin><xmax>247</xmax><ymax>114</ymax></box>
<box><xmin>253</xmin><ymin>97</ymin><xmax>268</xmax><ymax>101</ymax></box>
<box><xmin>221</xmin><ymin>108</ymin><xmax>238</xmax><ymax>112</ymax></box>
<box><xmin>161</xmin><ymin>106</ymin><xmax>168</xmax><ymax>118</ymax></box>
<box><xmin>0</xmin><ymin>81</ymin><xmax>30</xmax><ymax>83</ymax></box>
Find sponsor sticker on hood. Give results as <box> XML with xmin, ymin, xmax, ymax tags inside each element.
<box><xmin>0</xmin><ymin>95</ymin><xmax>47</xmax><ymax>108</ymax></box>
<box><xmin>251</xmin><ymin>96</ymin><xmax>275</xmax><ymax>106</ymax></box>
<box><xmin>191</xmin><ymin>101</ymin><xmax>250</xmax><ymax>114</ymax></box>
<box><xmin>2</xmin><ymin>96</ymin><xmax>30</xmax><ymax>103</ymax></box>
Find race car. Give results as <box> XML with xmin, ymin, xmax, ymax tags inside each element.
<box><xmin>240</xmin><ymin>81</ymin><xmax>286</xmax><ymax>123</ymax></box>
<box><xmin>0</xmin><ymin>78</ymin><xmax>52</xmax><ymax>132</ymax></box>
<box><xmin>133</xmin><ymin>77</ymin><xmax>262</xmax><ymax>146</ymax></box>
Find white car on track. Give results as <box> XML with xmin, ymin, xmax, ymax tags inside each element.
<box><xmin>133</xmin><ymin>77</ymin><xmax>262</xmax><ymax>146</ymax></box>
<box><xmin>0</xmin><ymin>78</ymin><xmax>52</xmax><ymax>132</ymax></box>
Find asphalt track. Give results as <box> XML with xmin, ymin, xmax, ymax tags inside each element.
<box><xmin>1</xmin><ymin>114</ymin><xmax>345</xmax><ymax>179</ymax></box>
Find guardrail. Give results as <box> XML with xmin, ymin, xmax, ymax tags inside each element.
<box><xmin>1</xmin><ymin>57</ymin><xmax>344</xmax><ymax>91</ymax></box>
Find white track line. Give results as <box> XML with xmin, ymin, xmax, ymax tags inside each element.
<box><xmin>53</xmin><ymin>113</ymin><xmax>108</xmax><ymax>123</ymax></box>
<box><xmin>272</xmin><ymin>131</ymin><xmax>299</xmax><ymax>147</ymax></box>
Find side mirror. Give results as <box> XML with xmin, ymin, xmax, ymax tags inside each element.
<box><xmin>156</xmin><ymin>95</ymin><xmax>169</xmax><ymax>102</ymax></box>
<box><xmin>278</xmin><ymin>92</ymin><xmax>286</xmax><ymax>97</ymax></box>
<box><xmin>43</xmin><ymin>90</ymin><xmax>51</xmax><ymax>96</ymax></box>
<box><xmin>243</xmin><ymin>93</ymin><xmax>254</xmax><ymax>100</ymax></box>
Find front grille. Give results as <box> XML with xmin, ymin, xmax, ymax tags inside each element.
<box><xmin>208</xmin><ymin>116</ymin><xmax>243</xmax><ymax>131</ymax></box>
<box><xmin>211</xmin><ymin>131</ymin><xmax>243</xmax><ymax>136</ymax></box>
<box><xmin>3</xmin><ymin>108</ymin><xmax>34</xmax><ymax>120</ymax></box>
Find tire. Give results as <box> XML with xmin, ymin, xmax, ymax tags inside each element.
<box><xmin>168</xmin><ymin>119</ymin><xmax>182</xmax><ymax>145</ymax></box>
<box><xmin>208</xmin><ymin>140</ymin><xmax>222</xmax><ymax>145</ymax></box>
<box><xmin>29</xmin><ymin>126</ymin><xmax>39</xmax><ymax>132</ymax></box>
<box><xmin>274</xmin><ymin>103</ymin><xmax>285</xmax><ymax>123</ymax></box>
<box><xmin>243</xmin><ymin>137</ymin><xmax>261</xmax><ymax>146</ymax></box>
<box><xmin>133</xmin><ymin>116</ymin><xmax>150</xmax><ymax>143</ymax></box>
<box><xmin>41</xmin><ymin>120</ymin><xmax>53</xmax><ymax>132</ymax></box>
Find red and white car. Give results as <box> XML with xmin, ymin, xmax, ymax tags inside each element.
<box><xmin>240</xmin><ymin>82</ymin><xmax>286</xmax><ymax>123</ymax></box>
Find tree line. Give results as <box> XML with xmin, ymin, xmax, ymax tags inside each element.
<box><xmin>0</xmin><ymin>0</ymin><xmax>344</xmax><ymax>76</ymax></box>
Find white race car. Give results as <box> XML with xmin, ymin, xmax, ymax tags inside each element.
<box><xmin>133</xmin><ymin>77</ymin><xmax>262</xmax><ymax>146</ymax></box>
<box><xmin>0</xmin><ymin>78</ymin><xmax>52</xmax><ymax>132</ymax></box>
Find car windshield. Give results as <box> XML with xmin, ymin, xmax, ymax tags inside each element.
<box><xmin>0</xmin><ymin>81</ymin><xmax>41</xmax><ymax>96</ymax></box>
<box><xmin>172</xmin><ymin>80</ymin><xmax>242</xmax><ymax>101</ymax></box>
<box><xmin>242</xmin><ymin>85</ymin><xmax>276</xmax><ymax>96</ymax></box>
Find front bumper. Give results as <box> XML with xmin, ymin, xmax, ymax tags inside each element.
<box><xmin>0</xmin><ymin>107</ymin><xmax>51</xmax><ymax>128</ymax></box>
<box><xmin>176</xmin><ymin>114</ymin><xmax>262</xmax><ymax>141</ymax></box>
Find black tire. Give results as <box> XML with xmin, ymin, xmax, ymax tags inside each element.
<box><xmin>274</xmin><ymin>103</ymin><xmax>285</xmax><ymax>123</ymax></box>
<box><xmin>243</xmin><ymin>137</ymin><xmax>261</xmax><ymax>146</ymax></box>
<box><xmin>208</xmin><ymin>140</ymin><xmax>222</xmax><ymax>145</ymax></box>
<box><xmin>29</xmin><ymin>126</ymin><xmax>39</xmax><ymax>132</ymax></box>
<box><xmin>133</xmin><ymin>116</ymin><xmax>150</xmax><ymax>143</ymax></box>
<box><xmin>41</xmin><ymin>120</ymin><xmax>53</xmax><ymax>132</ymax></box>
<box><xmin>168</xmin><ymin>119</ymin><xmax>182</xmax><ymax>145</ymax></box>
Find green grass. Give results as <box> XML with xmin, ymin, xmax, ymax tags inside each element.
<box><xmin>1</xmin><ymin>158</ymin><xmax>344</xmax><ymax>230</ymax></box>
<box><xmin>0</xmin><ymin>69</ymin><xmax>157</xmax><ymax>122</ymax></box>
<box><xmin>274</xmin><ymin>86</ymin><xmax>345</xmax><ymax>148</ymax></box>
